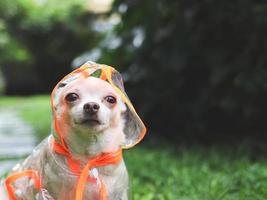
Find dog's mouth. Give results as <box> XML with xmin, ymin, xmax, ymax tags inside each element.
<box><xmin>79</xmin><ymin>118</ymin><xmax>102</xmax><ymax>126</ymax></box>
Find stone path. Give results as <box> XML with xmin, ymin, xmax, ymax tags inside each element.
<box><xmin>0</xmin><ymin>110</ymin><xmax>35</xmax><ymax>175</ymax></box>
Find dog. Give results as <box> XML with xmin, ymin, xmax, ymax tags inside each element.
<box><xmin>0</xmin><ymin>62</ymin><xmax>146</xmax><ymax>200</ymax></box>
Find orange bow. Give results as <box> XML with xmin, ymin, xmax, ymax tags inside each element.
<box><xmin>52</xmin><ymin>139</ymin><xmax>123</xmax><ymax>200</ymax></box>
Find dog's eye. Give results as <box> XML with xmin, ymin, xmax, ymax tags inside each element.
<box><xmin>65</xmin><ymin>93</ymin><xmax>79</xmax><ymax>102</ymax></box>
<box><xmin>105</xmin><ymin>96</ymin><xmax>117</xmax><ymax>104</ymax></box>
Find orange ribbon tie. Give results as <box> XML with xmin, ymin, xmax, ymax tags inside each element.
<box><xmin>53</xmin><ymin>139</ymin><xmax>122</xmax><ymax>200</ymax></box>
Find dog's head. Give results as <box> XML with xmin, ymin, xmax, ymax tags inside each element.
<box><xmin>51</xmin><ymin>61</ymin><xmax>146</xmax><ymax>150</ymax></box>
<box><xmin>58</xmin><ymin>76</ymin><xmax>126</xmax><ymax>133</ymax></box>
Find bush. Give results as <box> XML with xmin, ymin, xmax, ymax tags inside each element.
<box><xmin>0</xmin><ymin>69</ymin><xmax>5</xmax><ymax>94</ymax></box>
<box><xmin>0</xmin><ymin>0</ymin><xmax>102</xmax><ymax>94</ymax></box>
<box><xmin>101</xmin><ymin>0</ymin><xmax>267</xmax><ymax>141</ymax></box>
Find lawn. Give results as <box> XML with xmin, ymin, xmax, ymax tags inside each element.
<box><xmin>1</xmin><ymin>96</ymin><xmax>267</xmax><ymax>200</ymax></box>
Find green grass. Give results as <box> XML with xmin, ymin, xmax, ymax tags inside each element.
<box><xmin>1</xmin><ymin>96</ymin><xmax>267</xmax><ymax>199</ymax></box>
<box><xmin>0</xmin><ymin>95</ymin><xmax>51</xmax><ymax>141</ymax></box>
<box><xmin>126</xmin><ymin>146</ymin><xmax>267</xmax><ymax>200</ymax></box>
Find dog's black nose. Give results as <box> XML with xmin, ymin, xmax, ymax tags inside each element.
<box><xmin>83</xmin><ymin>102</ymin><xmax>100</xmax><ymax>114</ymax></box>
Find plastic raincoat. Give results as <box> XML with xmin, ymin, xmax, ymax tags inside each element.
<box><xmin>3</xmin><ymin>61</ymin><xmax>146</xmax><ymax>200</ymax></box>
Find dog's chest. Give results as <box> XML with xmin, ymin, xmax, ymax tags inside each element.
<box><xmin>42</xmin><ymin>153</ymin><xmax>128</xmax><ymax>200</ymax></box>
<box><xmin>42</xmin><ymin>164</ymin><xmax>102</xmax><ymax>199</ymax></box>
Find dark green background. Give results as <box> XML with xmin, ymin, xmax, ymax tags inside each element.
<box><xmin>1</xmin><ymin>0</ymin><xmax>267</xmax><ymax>143</ymax></box>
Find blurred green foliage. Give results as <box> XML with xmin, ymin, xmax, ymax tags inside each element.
<box><xmin>105</xmin><ymin>0</ymin><xmax>267</xmax><ymax>141</ymax></box>
<box><xmin>0</xmin><ymin>70</ymin><xmax>5</xmax><ymax>94</ymax></box>
<box><xmin>0</xmin><ymin>0</ymin><xmax>101</xmax><ymax>94</ymax></box>
<box><xmin>0</xmin><ymin>0</ymin><xmax>267</xmax><ymax>141</ymax></box>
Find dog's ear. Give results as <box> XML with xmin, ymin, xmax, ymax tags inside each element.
<box><xmin>122</xmin><ymin>105</ymin><xmax>146</xmax><ymax>148</ymax></box>
<box><xmin>111</xmin><ymin>70</ymin><xmax>125</xmax><ymax>92</ymax></box>
<box><xmin>110</xmin><ymin>69</ymin><xmax>146</xmax><ymax>149</ymax></box>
